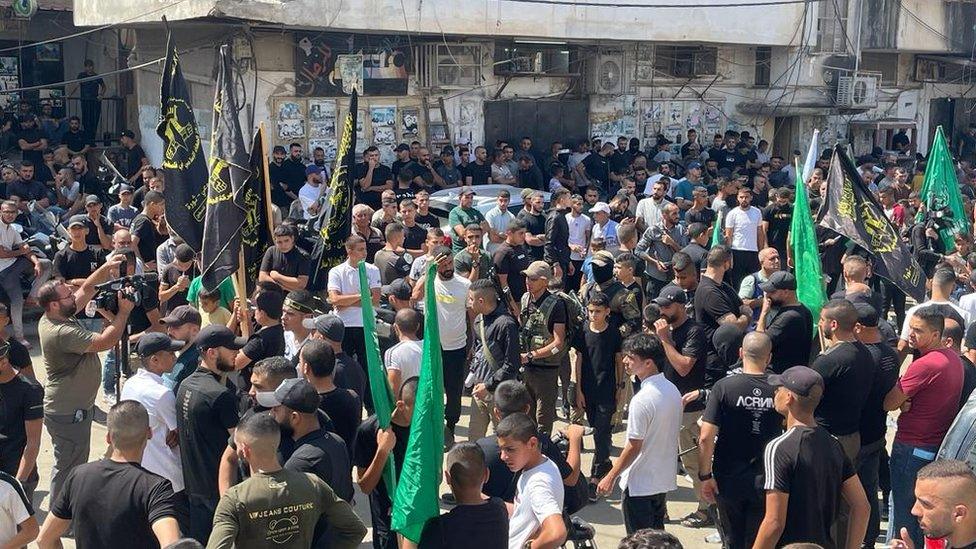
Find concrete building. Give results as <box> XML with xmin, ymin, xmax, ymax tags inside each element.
<box><xmin>42</xmin><ymin>0</ymin><xmax>976</xmax><ymax>165</ymax></box>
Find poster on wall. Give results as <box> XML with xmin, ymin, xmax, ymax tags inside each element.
<box><xmin>591</xmin><ymin>95</ymin><xmax>637</xmax><ymax>144</ymax></box>
<box><xmin>378</xmin><ymin>145</ymin><xmax>396</xmax><ymax>166</ymax></box>
<box><xmin>401</xmin><ymin>108</ymin><xmax>419</xmax><ymax>139</ymax></box>
<box><xmin>276</xmin><ymin>100</ymin><xmax>306</xmax><ymax>141</ymax></box>
<box><xmin>370</xmin><ymin>106</ymin><xmax>396</xmax><ymax>129</ymax></box>
<box><xmin>308</xmin><ymin>99</ymin><xmax>337</xmax><ymax>138</ymax></box>
<box><xmin>294</xmin><ymin>33</ymin><xmax>409</xmax><ymax>97</ymax></box>
<box><xmin>308</xmin><ymin>138</ymin><xmax>337</xmax><ymax>162</ymax></box>
<box><xmin>39</xmin><ymin>88</ymin><xmax>64</xmax><ymax>108</ymax></box>
<box><xmin>0</xmin><ymin>56</ymin><xmax>19</xmax><ymax>110</ymax></box>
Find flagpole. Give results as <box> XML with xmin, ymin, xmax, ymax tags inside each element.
<box><xmin>233</xmin><ymin>249</ymin><xmax>251</xmax><ymax>338</ymax></box>
<box><xmin>258</xmin><ymin>123</ymin><xmax>275</xmax><ymax>233</ymax></box>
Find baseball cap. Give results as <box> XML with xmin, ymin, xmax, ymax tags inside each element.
<box><xmin>395</xmin><ymin>143</ymin><xmax>410</xmax><ymax>152</ymax></box>
<box><xmin>591</xmin><ymin>250</ymin><xmax>615</xmax><ymax>267</ymax></box>
<box><xmin>135</xmin><ymin>332</ymin><xmax>185</xmax><ymax>358</ymax></box>
<box><xmin>85</xmin><ymin>194</ymin><xmax>101</xmax><ymax>205</ymax></box>
<box><xmin>381</xmin><ymin>278</ymin><xmax>412</xmax><ymax>301</ymax></box>
<box><xmin>283</xmin><ymin>290</ymin><xmax>322</xmax><ymax>315</ymax></box>
<box><xmin>854</xmin><ymin>302</ymin><xmax>879</xmax><ymax>328</ymax></box>
<box><xmin>717</xmin><ymin>168</ymin><xmax>733</xmax><ymax>179</ymax></box>
<box><xmin>759</xmin><ymin>271</ymin><xmax>797</xmax><ymax>293</ymax></box>
<box><xmin>117</xmin><ymin>184</ymin><xmax>134</xmax><ymax>195</ymax></box>
<box><xmin>522</xmin><ymin>261</ymin><xmax>553</xmax><ymax>280</ymax></box>
<box><xmin>160</xmin><ymin>305</ymin><xmax>202</xmax><ymax>327</ymax></box>
<box><xmin>196</xmin><ymin>324</ymin><xmax>247</xmax><ymax>351</ymax></box>
<box><xmin>305</xmin><ymin>164</ymin><xmax>322</xmax><ymax>176</ymax></box>
<box><xmin>120</xmin><ymin>129</ymin><xmax>136</xmax><ymax>139</ymax></box>
<box><xmin>768</xmin><ymin>366</ymin><xmax>824</xmax><ymax>397</ymax></box>
<box><xmin>255</xmin><ymin>378</ymin><xmax>321</xmax><ymax>413</ymax></box>
<box><xmin>459</xmin><ymin>186</ymin><xmax>476</xmax><ymax>196</ymax></box>
<box><xmin>67</xmin><ymin>214</ymin><xmax>88</xmax><ymax>228</ymax></box>
<box><xmin>652</xmin><ymin>286</ymin><xmax>688</xmax><ymax>307</ymax></box>
<box><xmin>302</xmin><ymin>314</ymin><xmax>345</xmax><ymax>342</ymax></box>
<box><xmin>687</xmin><ymin>161</ymin><xmax>702</xmax><ymax>170</ymax></box>
<box><xmin>590</xmin><ymin>201</ymin><xmax>611</xmax><ymax>215</ymax></box>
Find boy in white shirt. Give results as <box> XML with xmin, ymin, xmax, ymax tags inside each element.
<box><xmin>596</xmin><ymin>333</ymin><xmax>682</xmax><ymax>534</ymax></box>
<box><xmin>498</xmin><ymin>412</ymin><xmax>566</xmax><ymax>549</ymax></box>
<box><xmin>384</xmin><ymin>308</ymin><xmax>423</xmax><ymax>392</ymax></box>
<box><xmin>0</xmin><ymin>471</ymin><xmax>36</xmax><ymax>547</ymax></box>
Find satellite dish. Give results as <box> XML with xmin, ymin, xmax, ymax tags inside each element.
<box><xmin>12</xmin><ymin>0</ymin><xmax>38</xmax><ymax>18</ymax></box>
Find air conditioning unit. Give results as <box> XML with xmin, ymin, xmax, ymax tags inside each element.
<box><xmin>836</xmin><ymin>75</ymin><xmax>879</xmax><ymax>109</ymax></box>
<box><xmin>588</xmin><ymin>53</ymin><xmax>627</xmax><ymax>95</ymax></box>
<box><xmin>414</xmin><ymin>44</ymin><xmax>483</xmax><ymax>89</ymax></box>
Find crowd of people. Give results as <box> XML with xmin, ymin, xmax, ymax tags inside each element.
<box><xmin>2</xmin><ymin>99</ymin><xmax>976</xmax><ymax>549</ymax></box>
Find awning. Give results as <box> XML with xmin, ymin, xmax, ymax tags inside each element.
<box><xmin>848</xmin><ymin>118</ymin><xmax>916</xmax><ymax>131</ymax></box>
<box><xmin>917</xmin><ymin>55</ymin><xmax>976</xmax><ymax>68</ymax></box>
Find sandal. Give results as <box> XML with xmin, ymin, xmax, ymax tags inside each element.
<box><xmin>680</xmin><ymin>510</ymin><xmax>714</xmax><ymax>528</ymax></box>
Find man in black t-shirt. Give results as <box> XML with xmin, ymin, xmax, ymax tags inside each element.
<box><xmin>755</xmin><ymin>366</ymin><xmax>868</xmax><ymax>549</ymax></box>
<box><xmin>0</xmin><ymin>339</ymin><xmax>43</xmax><ymax>502</ymax></box>
<box><xmin>235</xmin><ymin>291</ymin><xmax>286</xmax><ymax>385</ymax></box>
<box><xmin>158</xmin><ymin>244</ymin><xmax>194</xmax><ymax>315</ymax></box>
<box><xmin>694</xmin><ymin>246</ymin><xmax>751</xmax><ymax>386</ymax></box>
<box><xmin>492</xmin><ymin>219</ymin><xmax>533</xmax><ymax>311</ymax></box>
<box><xmin>579</xmin><ymin>143</ymin><xmax>612</xmax><ymax>197</ymax></box>
<box><xmin>699</xmin><ymin>332</ymin><xmax>783</xmax><ymax>549</ymax></box>
<box><xmin>120</xmin><ymin>130</ymin><xmax>148</xmax><ymax>187</ymax></box>
<box><xmin>762</xmin><ymin>189</ymin><xmax>793</xmax><ymax>259</ymax></box>
<box><xmin>280</xmin><ymin>143</ymin><xmax>307</xmax><ymax>206</ymax></box>
<box><xmin>267</xmin><ymin>145</ymin><xmax>291</xmax><ymax>208</ymax></box>
<box><xmin>466</xmin><ymin>146</ymin><xmax>492</xmax><ymax>186</ymax></box>
<box><xmin>355</xmin><ymin>146</ymin><xmax>394</xmax><ymax>210</ymax></box>
<box><xmin>299</xmin><ymin>339</ymin><xmax>362</xmax><ymax>452</ymax></box>
<box><xmin>258</xmin><ymin>225</ymin><xmax>310</xmax><ymax>292</ymax></box>
<box><xmin>15</xmin><ymin>117</ymin><xmax>46</xmax><ymax>167</ymax></box>
<box><xmin>58</xmin><ymin>116</ymin><xmax>93</xmax><ymax>157</ymax></box>
<box><xmin>355</xmin><ymin>377</ymin><xmax>416</xmax><ymax>549</ymax></box>
<box><xmin>130</xmin><ymin>191</ymin><xmax>166</xmax><ymax>271</ymax></box>
<box><xmin>37</xmin><ymin>400</ymin><xmax>180</xmax><ymax>549</ymax></box>
<box><xmin>419</xmin><ymin>442</ymin><xmax>509</xmax><ymax>549</ymax></box>
<box><xmin>176</xmin><ymin>325</ymin><xmax>245</xmax><ymax>543</ymax></box>
<box><xmin>578</xmin><ymin>292</ymin><xmax>622</xmax><ymax>488</ymax></box>
<box><xmin>755</xmin><ymin>271</ymin><xmax>813</xmax><ymax>374</ymax></box>
<box><xmin>76</xmin><ymin>196</ymin><xmax>113</xmax><ymax>250</ymax></box>
<box><xmin>412</xmin><ymin>190</ymin><xmax>440</xmax><ymax>230</ymax></box>
<box><xmin>517</xmin><ymin>192</ymin><xmax>547</xmax><ymax>261</ymax></box>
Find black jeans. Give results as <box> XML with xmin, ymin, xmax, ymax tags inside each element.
<box><xmin>81</xmin><ymin>99</ymin><xmax>101</xmax><ymax>141</ymax></box>
<box><xmin>186</xmin><ymin>493</ymin><xmax>217</xmax><ymax>544</ymax></box>
<box><xmin>858</xmin><ymin>439</ymin><xmax>885</xmax><ymax>548</ymax></box>
<box><xmin>442</xmin><ymin>347</ymin><xmax>468</xmax><ymax>431</ymax></box>
<box><xmin>645</xmin><ymin>277</ymin><xmax>669</xmax><ymax>301</ymax></box>
<box><xmin>567</xmin><ymin>259</ymin><xmax>585</xmax><ymax>293</ymax></box>
<box><xmin>585</xmin><ymin>400</ymin><xmax>614</xmax><ymax>478</ymax></box>
<box><xmin>728</xmin><ymin>249</ymin><xmax>759</xmax><ymax>291</ymax></box>
<box><xmin>622</xmin><ymin>489</ymin><xmax>667</xmax><ymax>534</ymax></box>
<box><xmin>341</xmin><ymin>327</ymin><xmax>371</xmax><ymax>412</ymax></box>
<box><xmin>715</xmin><ymin>480</ymin><xmax>765</xmax><ymax>549</ymax></box>
<box><xmin>882</xmin><ymin>278</ymin><xmax>906</xmax><ymax>328</ymax></box>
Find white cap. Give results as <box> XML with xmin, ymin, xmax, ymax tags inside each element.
<box><xmin>590</xmin><ymin>201</ymin><xmax>611</xmax><ymax>214</ymax></box>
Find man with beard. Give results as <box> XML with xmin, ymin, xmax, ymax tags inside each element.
<box><xmin>890</xmin><ymin>460</ymin><xmax>976</xmax><ymax>549</ymax></box>
<box><xmin>261</xmin><ymin>378</ymin><xmax>354</xmax><ymax>503</ymax></box>
<box><xmin>544</xmin><ymin>188</ymin><xmax>572</xmax><ymax>281</ymax></box>
<box><xmin>280</xmin><ymin>142</ymin><xmax>307</xmax><ymax>206</ymax></box>
<box><xmin>267</xmin><ymin>145</ymin><xmax>291</xmax><ymax>209</ymax></box>
<box><xmin>755</xmin><ymin>272</ymin><xmax>813</xmax><ymax>374</ymax></box>
<box><xmin>176</xmin><ymin>324</ymin><xmax>246</xmax><ymax>543</ymax></box>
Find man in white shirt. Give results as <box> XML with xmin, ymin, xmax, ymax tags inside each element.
<box><xmin>723</xmin><ymin>187</ymin><xmax>766</xmax><ymax>290</ymax></box>
<box><xmin>498</xmin><ymin>412</ymin><xmax>566</xmax><ymax>549</ymax></box>
<box><xmin>0</xmin><ymin>471</ymin><xmax>36</xmax><ymax>548</ymax></box>
<box><xmin>282</xmin><ymin>290</ymin><xmax>318</xmax><ymax>365</ymax></box>
<box><xmin>565</xmin><ymin>194</ymin><xmax>592</xmax><ymax>292</ymax></box>
<box><xmin>120</xmin><ymin>333</ymin><xmax>185</xmax><ymax>496</ymax></box>
<box><xmin>641</xmin><ymin>161</ymin><xmax>665</xmax><ymax>196</ymax></box>
<box><xmin>0</xmin><ymin>200</ymin><xmax>50</xmax><ymax>348</ymax></box>
<box><xmin>899</xmin><ymin>268</ymin><xmax>973</xmax><ymax>358</ymax></box>
<box><xmin>384</xmin><ymin>308</ymin><xmax>423</xmax><ymax>392</ymax></box>
<box><xmin>326</xmin><ymin>235</ymin><xmax>380</xmax><ymax>373</ymax></box>
<box><xmin>484</xmin><ymin>190</ymin><xmax>515</xmax><ymax>255</ymax></box>
<box><xmin>412</xmin><ymin>245</ymin><xmax>471</xmax><ymax>446</ymax></box>
<box><xmin>589</xmin><ymin>202</ymin><xmax>619</xmax><ymax>255</ymax></box>
<box><xmin>298</xmin><ymin>165</ymin><xmax>325</xmax><ymax>219</ymax></box>
<box><xmin>597</xmin><ymin>333</ymin><xmax>682</xmax><ymax>534</ymax></box>
<box><xmin>635</xmin><ymin>179</ymin><xmax>673</xmax><ymax>234</ymax></box>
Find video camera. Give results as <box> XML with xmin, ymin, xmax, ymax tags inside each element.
<box><xmin>923</xmin><ymin>205</ymin><xmax>954</xmax><ymax>232</ymax></box>
<box><xmin>90</xmin><ymin>254</ymin><xmax>159</xmax><ymax>310</ymax></box>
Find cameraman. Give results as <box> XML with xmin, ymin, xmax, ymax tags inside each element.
<box><xmin>910</xmin><ymin>206</ymin><xmax>949</xmax><ymax>279</ymax></box>
<box><xmin>36</xmin><ymin>253</ymin><xmax>134</xmax><ymax>506</ymax></box>
<box><xmin>99</xmin><ymin>249</ymin><xmax>163</xmax><ymax>404</ymax></box>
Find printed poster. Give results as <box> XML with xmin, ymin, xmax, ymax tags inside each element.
<box><xmin>276</xmin><ymin>100</ymin><xmax>305</xmax><ymax>140</ymax></box>
<box><xmin>370</xmin><ymin>106</ymin><xmax>396</xmax><ymax>129</ymax></box>
<box><xmin>0</xmin><ymin>56</ymin><xmax>19</xmax><ymax>110</ymax></box>
<box><xmin>308</xmin><ymin>99</ymin><xmax>337</xmax><ymax>139</ymax></box>
<box><xmin>401</xmin><ymin>108</ymin><xmax>419</xmax><ymax>138</ymax></box>
<box><xmin>308</xmin><ymin>138</ymin><xmax>337</xmax><ymax>162</ymax></box>
<box><xmin>336</xmin><ymin>55</ymin><xmax>363</xmax><ymax>95</ymax></box>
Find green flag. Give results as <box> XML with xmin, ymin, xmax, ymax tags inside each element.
<box><xmin>358</xmin><ymin>261</ymin><xmax>397</xmax><ymax>496</ymax></box>
<box><xmin>710</xmin><ymin>208</ymin><xmax>724</xmax><ymax>247</ymax></box>
<box><xmin>392</xmin><ymin>262</ymin><xmax>445</xmax><ymax>542</ymax></box>
<box><xmin>917</xmin><ymin>125</ymin><xmax>969</xmax><ymax>252</ymax></box>
<box><xmin>789</xmin><ymin>163</ymin><xmax>827</xmax><ymax>330</ymax></box>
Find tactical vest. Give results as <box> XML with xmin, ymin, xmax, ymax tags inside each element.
<box><xmin>519</xmin><ymin>292</ymin><xmax>568</xmax><ymax>366</ymax></box>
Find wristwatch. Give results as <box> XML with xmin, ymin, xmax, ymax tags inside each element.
<box><xmin>698</xmin><ymin>472</ymin><xmax>713</xmax><ymax>481</ymax></box>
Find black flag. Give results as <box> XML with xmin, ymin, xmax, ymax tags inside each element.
<box><xmin>156</xmin><ymin>31</ymin><xmax>208</xmax><ymax>253</ymax></box>
<box><xmin>239</xmin><ymin>127</ymin><xmax>275</xmax><ymax>296</ymax></box>
<box><xmin>200</xmin><ymin>45</ymin><xmax>250</xmax><ymax>292</ymax></box>
<box><xmin>308</xmin><ymin>90</ymin><xmax>357</xmax><ymax>291</ymax></box>
<box><xmin>818</xmin><ymin>145</ymin><xmax>925</xmax><ymax>302</ymax></box>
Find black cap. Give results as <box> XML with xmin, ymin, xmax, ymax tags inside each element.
<box><xmin>854</xmin><ymin>303</ymin><xmax>879</xmax><ymax>327</ymax></box>
<box><xmin>67</xmin><ymin>214</ymin><xmax>88</xmax><ymax>228</ymax></box>
<box><xmin>759</xmin><ymin>271</ymin><xmax>796</xmax><ymax>293</ymax></box>
<box><xmin>302</xmin><ymin>314</ymin><xmax>345</xmax><ymax>342</ymax></box>
<box><xmin>120</xmin><ymin>129</ymin><xmax>136</xmax><ymax>139</ymax></box>
<box><xmin>135</xmin><ymin>332</ymin><xmax>185</xmax><ymax>358</ymax></box>
<box><xmin>768</xmin><ymin>366</ymin><xmax>824</xmax><ymax>397</ymax></box>
<box><xmin>196</xmin><ymin>324</ymin><xmax>247</xmax><ymax>351</ymax></box>
<box><xmin>283</xmin><ymin>291</ymin><xmax>323</xmax><ymax>315</ymax></box>
<box><xmin>85</xmin><ymin>194</ymin><xmax>101</xmax><ymax>205</ymax></box>
<box><xmin>381</xmin><ymin>278</ymin><xmax>412</xmax><ymax>301</ymax></box>
<box><xmin>256</xmin><ymin>378</ymin><xmax>321</xmax><ymax>413</ymax></box>
<box><xmin>717</xmin><ymin>168</ymin><xmax>733</xmax><ymax>179</ymax></box>
<box><xmin>652</xmin><ymin>286</ymin><xmax>688</xmax><ymax>307</ymax></box>
<box><xmin>395</xmin><ymin>143</ymin><xmax>410</xmax><ymax>152</ymax></box>
<box><xmin>160</xmin><ymin>305</ymin><xmax>202</xmax><ymax>327</ymax></box>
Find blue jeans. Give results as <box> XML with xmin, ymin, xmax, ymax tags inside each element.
<box><xmin>887</xmin><ymin>440</ymin><xmax>937</xmax><ymax>548</ymax></box>
<box><xmin>102</xmin><ymin>348</ymin><xmax>117</xmax><ymax>396</ymax></box>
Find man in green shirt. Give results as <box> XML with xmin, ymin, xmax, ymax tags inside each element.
<box><xmin>208</xmin><ymin>413</ymin><xmax>366</xmax><ymax>549</ymax></box>
<box><xmin>447</xmin><ymin>187</ymin><xmax>488</xmax><ymax>252</ymax></box>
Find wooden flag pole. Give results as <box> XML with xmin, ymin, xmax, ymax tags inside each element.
<box><xmin>234</xmin><ymin>248</ymin><xmax>251</xmax><ymax>338</ymax></box>
<box><xmin>258</xmin><ymin>123</ymin><xmax>275</xmax><ymax>233</ymax></box>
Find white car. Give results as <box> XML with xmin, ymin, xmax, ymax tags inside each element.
<box><xmin>428</xmin><ymin>185</ymin><xmax>551</xmax><ymax>231</ymax></box>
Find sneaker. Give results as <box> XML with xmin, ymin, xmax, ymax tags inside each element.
<box><xmin>704</xmin><ymin>532</ymin><xmax>722</xmax><ymax>544</ymax></box>
<box><xmin>587</xmin><ymin>482</ymin><xmax>599</xmax><ymax>503</ymax></box>
<box><xmin>102</xmin><ymin>393</ymin><xmax>118</xmax><ymax>408</ymax></box>
<box><xmin>680</xmin><ymin>510</ymin><xmax>715</xmax><ymax>528</ymax></box>
<box><xmin>440</xmin><ymin>492</ymin><xmax>456</xmax><ymax>505</ymax></box>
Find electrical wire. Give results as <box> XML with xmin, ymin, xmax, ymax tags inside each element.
<box><xmin>0</xmin><ymin>56</ymin><xmax>164</xmax><ymax>95</ymax></box>
<box><xmin>0</xmin><ymin>0</ymin><xmax>191</xmax><ymax>54</ymax></box>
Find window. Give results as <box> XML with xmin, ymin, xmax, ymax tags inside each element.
<box><xmin>859</xmin><ymin>52</ymin><xmax>898</xmax><ymax>86</ymax></box>
<box><xmin>493</xmin><ymin>42</ymin><xmax>580</xmax><ymax>76</ymax></box>
<box><xmin>653</xmin><ymin>46</ymin><xmax>717</xmax><ymax>78</ymax></box>
<box><xmin>754</xmin><ymin>47</ymin><xmax>771</xmax><ymax>86</ymax></box>
<box><xmin>414</xmin><ymin>44</ymin><xmax>483</xmax><ymax>88</ymax></box>
<box><xmin>815</xmin><ymin>0</ymin><xmax>850</xmax><ymax>53</ymax></box>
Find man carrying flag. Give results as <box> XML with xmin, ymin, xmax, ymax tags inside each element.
<box><xmin>200</xmin><ymin>45</ymin><xmax>249</xmax><ymax>293</ymax></box>
<box><xmin>156</xmin><ymin>30</ymin><xmax>208</xmax><ymax>253</ymax></box>
<box><xmin>917</xmin><ymin>125</ymin><xmax>970</xmax><ymax>252</ymax></box>
<box><xmin>788</xmin><ymin>161</ymin><xmax>827</xmax><ymax>327</ymax></box>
